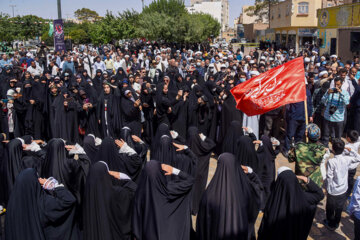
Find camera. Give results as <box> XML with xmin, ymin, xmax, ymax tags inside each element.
<box><xmin>329</xmin><ymin>105</ymin><xmax>338</xmax><ymax>115</ymax></box>
<box><xmin>332</xmin><ymin>88</ymin><xmax>338</xmax><ymax>93</ymax></box>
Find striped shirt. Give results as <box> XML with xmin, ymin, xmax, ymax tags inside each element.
<box><xmin>322</xmin><ymin>91</ymin><xmax>350</xmax><ymax>122</ymax></box>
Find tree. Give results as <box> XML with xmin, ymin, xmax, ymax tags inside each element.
<box><xmin>137</xmin><ymin>0</ymin><xmax>219</xmax><ymax>43</ymax></box>
<box><xmin>74</xmin><ymin>8</ymin><xmax>100</xmax><ymax>22</ymax></box>
<box><xmin>69</xmin><ymin>29</ymin><xmax>89</xmax><ymax>44</ymax></box>
<box><xmin>142</xmin><ymin>0</ymin><xmax>187</xmax><ymax>17</ymax></box>
<box><xmin>245</xmin><ymin>0</ymin><xmax>279</xmax><ymax>22</ymax></box>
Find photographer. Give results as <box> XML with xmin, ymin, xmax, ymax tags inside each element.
<box><xmin>37</xmin><ymin>41</ymin><xmax>49</xmax><ymax>71</ymax></box>
<box><xmin>321</xmin><ymin>77</ymin><xmax>350</xmax><ymax>147</ymax></box>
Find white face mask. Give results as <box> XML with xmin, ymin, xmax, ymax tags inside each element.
<box><xmin>222</xmin><ymin>94</ymin><xmax>227</xmax><ymax>99</ymax></box>
<box><xmin>196</xmin><ymin>62</ymin><xmax>201</xmax><ymax>67</ymax></box>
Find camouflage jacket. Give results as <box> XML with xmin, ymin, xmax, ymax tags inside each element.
<box><xmin>288</xmin><ymin>142</ymin><xmax>327</xmax><ymax>187</ymax></box>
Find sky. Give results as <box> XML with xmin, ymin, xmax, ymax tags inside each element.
<box><xmin>1</xmin><ymin>0</ymin><xmax>254</xmax><ymax>27</ymax></box>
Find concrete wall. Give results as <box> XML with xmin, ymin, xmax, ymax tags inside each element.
<box><xmin>186</xmin><ymin>2</ymin><xmax>222</xmax><ymax>28</ymax></box>
<box><xmin>270</xmin><ymin>0</ymin><xmax>321</xmax><ymax>29</ymax></box>
<box><xmin>244</xmin><ymin>23</ymin><xmax>269</xmax><ymax>41</ymax></box>
<box><xmin>338</xmin><ymin>28</ymin><xmax>360</xmax><ymax>60</ymax></box>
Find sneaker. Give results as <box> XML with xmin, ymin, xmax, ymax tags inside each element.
<box><xmin>323</xmin><ymin>219</ymin><xmax>336</xmax><ymax>231</ymax></box>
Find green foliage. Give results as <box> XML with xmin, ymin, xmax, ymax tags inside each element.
<box><xmin>0</xmin><ymin>0</ymin><xmax>221</xmax><ymax>44</ymax></box>
<box><xmin>74</xmin><ymin>8</ymin><xmax>101</xmax><ymax>22</ymax></box>
<box><xmin>142</xmin><ymin>0</ymin><xmax>186</xmax><ymax>17</ymax></box>
<box><xmin>137</xmin><ymin>0</ymin><xmax>220</xmax><ymax>43</ymax></box>
<box><xmin>245</xmin><ymin>0</ymin><xmax>279</xmax><ymax>22</ymax></box>
<box><xmin>69</xmin><ymin>28</ymin><xmax>89</xmax><ymax>44</ymax></box>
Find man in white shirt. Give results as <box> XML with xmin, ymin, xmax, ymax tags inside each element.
<box><xmin>324</xmin><ymin>138</ymin><xmax>360</xmax><ymax>230</ymax></box>
<box><xmin>27</xmin><ymin>61</ymin><xmax>43</xmax><ymax>77</ymax></box>
<box><xmin>93</xmin><ymin>56</ymin><xmax>106</xmax><ymax>72</ymax></box>
<box><xmin>113</xmin><ymin>55</ymin><xmax>122</xmax><ymax>72</ymax></box>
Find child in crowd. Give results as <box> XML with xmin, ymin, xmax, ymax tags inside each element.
<box><xmin>324</xmin><ymin>138</ymin><xmax>360</xmax><ymax>231</ymax></box>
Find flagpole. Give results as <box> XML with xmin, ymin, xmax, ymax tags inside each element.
<box><xmin>304</xmin><ymin>97</ymin><xmax>309</xmax><ymax>143</ymax></box>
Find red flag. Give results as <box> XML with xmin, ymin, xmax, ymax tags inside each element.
<box><xmin>230</xmin><ymin>57</ymin><xmax>306</xmax><ymax>116</ymax></box>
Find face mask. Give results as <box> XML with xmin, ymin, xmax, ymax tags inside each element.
<box><xmin>233</xmin><ymin>66</ymin><xmax>237</xmax><ymax>70</ymax></box>
<box><xmin>209</xmin><ymin>68</ymin><xmax>214</xmax><ymax>73</ymax></box>
<box><xmin>155</xmin><ymin>72</ymin><xmax>159</xmax><ymax>76</ymax></box>
<box><xmin>222</xmin><ymin>94</ymin><xmax>227</xmax><ymax>99</ymax></box>
<box><xmin>196</xmin><ymin>62</ymin><xmax>201</xmax><ymax>67</ymax></box>
<box><xmin>240</xmin><ymin>78</ymin><xmax>246</xmax><ymax>83</ymax></box>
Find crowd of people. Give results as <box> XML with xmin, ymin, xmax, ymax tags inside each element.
<box><xmin>0</xmin><ymin>39</ymin><xmax>360</xmax><ymax>240</ymax></box>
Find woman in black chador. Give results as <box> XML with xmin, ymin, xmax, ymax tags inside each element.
<box><xmin>258</xmin><ymin>167</ymin><xmax>324</xmax><ymax>240</ymax></box>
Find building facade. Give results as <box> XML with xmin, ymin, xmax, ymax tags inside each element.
<box><xmin>187</xmin><ymin>0</ymin><xmax>229</xmax><ymax>32</ymax></box>
<box><xmin>317</xmin><ymin>2</ymin><xmax>360</xmax><ymax>60</ymax></box>
<box><xmin>267</xmin><ymin>0</ymin><xmax>322</xmax><ymax>52</ymax></box>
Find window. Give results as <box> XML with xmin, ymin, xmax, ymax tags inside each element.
<box><xmin>298</xmin><ymin>2</ymin><xmax>309</xmax><ymax>14</ymax></box>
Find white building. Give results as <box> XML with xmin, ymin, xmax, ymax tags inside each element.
<box><xmin>187</xmin><ymin>0</ymin><xmax>229</xmax><ymax>33</ymax></box>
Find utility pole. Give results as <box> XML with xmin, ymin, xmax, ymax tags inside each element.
<box><xmin>9</xmin><ymin>5</ymin><xmax>16</xmax><ymax>17</ymax></box>
<box><xmin>268</xmin><ymin>0</ymin><xmax>271</xmax><ymax>29</ymax></box>
<box><xmin>141</xmin><ymin>0</ymin><xmax>144</xmax><ymax>9</ymax></box>
<box><xmin>57</xmin><ymin>0</ymin><xmax>62</xmax><ymax>19</ymax></box>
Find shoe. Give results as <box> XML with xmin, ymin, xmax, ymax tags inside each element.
<box><xmin>280</xmin><ymin>147</ymin><xmax>288</xmax><ymax>158</ymax></box>
<box><xmin>323</xmin><ymin>219</ymin><xmax>336</xmax><ymax>231</ymax></box>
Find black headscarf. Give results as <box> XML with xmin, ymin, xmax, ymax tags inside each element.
<box><xmin>1</xmin><ymin>138</ymin><xmax>23</xmax><ymax>205</ymax></box>
<box><xmin>42</xmin><ymin>138</ymin><xmax>90</xmax><ymax>203</ymax></box>
<box><xmin>151</xmin><ymin>123</ymin><xmax>171</xmax><ymax>158</ymax></box>
<box><xmin>196</xmin><ymin>153</ymin><xmax>250</xmax><ymax>240</ymax></box>
<box><xmin>153</xmin><ymin>135</ymin><xmax>177</xmax><ymax>166</ymax></box>
<box><xmin>83</xmin><ymin>135</ymin><xmax>99</xmax><ymax>164</ymax></box>
<box><xmin>258</xmin><ymin>169</ymin><xmax>323</xmax><ymax>240</ymax></box>
<box><xmin>235</xmin><ymin>136</ymin><xmax>261</xmax><ymax>175</ymax></box>
<box><xmin>186</xmin><ymin>126</ymin><xmax>215</xmax><ymax>215</ymax></box>
<box><xmin>5</xmin><ymin>168</ymin><xmax>78</xmax><ymax>240</ymax></box>
<box><xmin>221</xmin><ymin>120</ymin><xmax>244</xmax><ymax>154</ymax></box>
<box><xmin>115</xmin><ymin>67</ymin><xmax>126</xmax><ymax>82</ymax></box>
<box><xmin>96</xmin><ymin>137</ymin><xmax>122</xmax><ymax>171</ymax></box>
<box><xmin>83</xmin><ymin>162</ymin><xmax>137</xmax><ymax>240</ymax></box>
<box><xmin>133</xmin><ymin>160</ymin><xmax>194</xmax><ymax>240</ymax></box>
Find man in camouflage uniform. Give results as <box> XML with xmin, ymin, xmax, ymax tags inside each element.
<box><xmin>288</xmin><ymin>124</ymin><xmax>329</xmax><ymax>187</ymax></box>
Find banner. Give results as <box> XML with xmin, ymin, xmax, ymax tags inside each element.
<box><xmin>48</xmin><ymin>22</ymin><xmax>54</xmax><ymax>37</ymax></box>
<box><xmin>230</xmin><ymin>57</ymin><xmax>306</xmax><ymax>116</ymax></box>
<box><xmin>53</xmin><ymin>19</ymin><xmax>65</xmax><ymax>52</ymax></box>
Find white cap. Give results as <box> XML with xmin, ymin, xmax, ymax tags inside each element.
<box><xmin>249</xmin><ymin>60</ymin><xmax>255</xmax><ymax>64</ymax></box>
<box><xmin>26</xmin><ymin>52</ymin><xmax>32</xmax><ymax>57</ymax></box>
<box><xmin>245</xmin><ymin>55</ymin><xmax>251</xmax><ymax>59</ymax></box>
<box><xmin>269</xmin><ymin>57</ymin><xmax>274</xmax><ymax>61</ymax></box>
<box><xmin>249</xmin><ymin>71</ymin><xmax>260</xmax><ymax>76</ymax></box>
<box><xmin>220</xmin><ymin>64</ymin><xmax>226</xmax><ymax>68</ymax></box>
<box><xmin>315</xmin><ymin>63</ymin><xmax>321</xmax><ymax>67</ymax></box>
<box><xmin>330</xmin><ymin>55</ymin><xmax>337</xmax><ymax>58</ymax></box>
<box><xmin>319</xmin><ymin>71</ymin><xmax>328</xmax><ymax>77</ymax></box>
<box><xmin>260</xmin><ymin>56</ymin><xmax>266</xmax><ymax>60</ymax></box>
